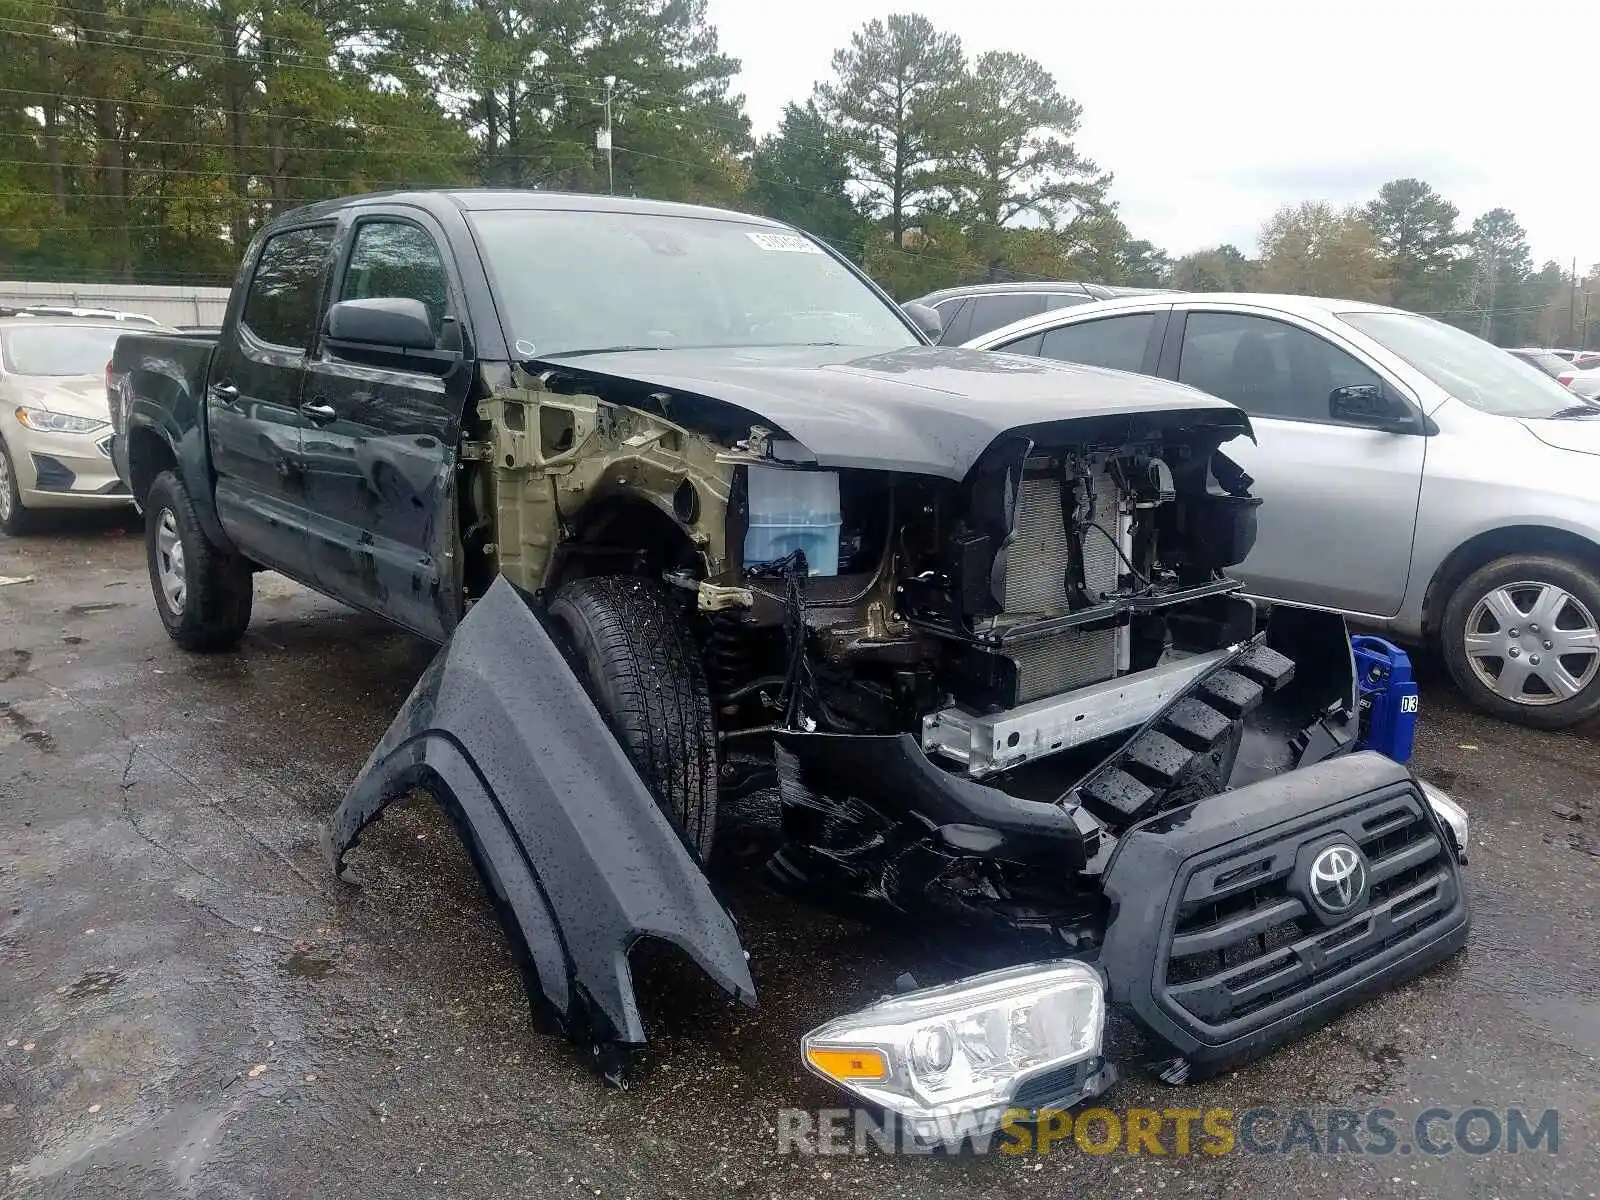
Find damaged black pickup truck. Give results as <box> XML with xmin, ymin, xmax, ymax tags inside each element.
<box><xmin>109</xmin><ymin>189</ymin><xmax>1471</xmax><ymax>1144</ymax></box>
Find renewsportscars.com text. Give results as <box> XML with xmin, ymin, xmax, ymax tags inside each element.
<box><xmin>777</xmin><ymin>1105</ymin><xmax>1561</xmax><ymax>1157</ymax></box>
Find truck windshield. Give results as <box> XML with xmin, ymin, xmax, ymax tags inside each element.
<box><xmin>466</xmin><ymin>209</ymin><xmax>919</xmax><ymax>358</ymax></box>
<box><xmin>1338</xmin><ymin>310</ymin><xmax>1583</xmax><ymax>419</ymax></box>
<box><xmin>1</xmin><ymin>324</ymin><xmax>126</xmax><ymax>376</ymax></box>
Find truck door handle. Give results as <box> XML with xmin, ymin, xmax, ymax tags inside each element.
<box><xmin>213</xmin><ymin>382</ymin><xmax>239</xmax><ymax>401</ymax></box>
<box><xmin>300</xmin><ymin>402</ymin><xmax>337</xmax><ymax>421</ymax></box>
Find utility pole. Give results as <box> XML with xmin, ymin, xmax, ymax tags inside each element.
<box><xmin>597</xmin><ymin>75</ymin><xmax>616</xmax><ymax>195</ymax></box>
<box><xmin>1570</xmin><ymin>257</ymin><xmax>1578</xmax><ymax>346</ymax></box>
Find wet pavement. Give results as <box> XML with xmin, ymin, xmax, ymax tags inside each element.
<box><xmin>2</xmin><ymin>516</ymin><xmax>1598</xmax><ymax>1199</ymax></box>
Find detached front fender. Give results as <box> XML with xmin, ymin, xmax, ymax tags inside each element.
<box><xmin>324</xmin><ymin>575</ymin><xmax>755</xmax><ymax>1051</ymax></box>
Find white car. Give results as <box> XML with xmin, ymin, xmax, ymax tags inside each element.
<box><xmin>963</xmin><ymin>292</ymin><xmax>1600</xmax><ymax>728</ymax></box>
<box><xmin>0</xmin><ymin>316</ymin><xmax>172</xmax><ymax>533</ymax></box>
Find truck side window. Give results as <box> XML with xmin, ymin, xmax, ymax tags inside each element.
<box><xmin>339</xmin><ymin>220</ymin><xmax>450</xmax><ymax>341</ymax></box>
<box><xmin>241</xmin><ymin>226</ymin><xmax>335</xmax><ymax>350</ymax></box>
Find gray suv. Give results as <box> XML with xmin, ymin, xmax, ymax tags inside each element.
<box><xmin>966</xmin><ymin>292</ymin><xmax>1600</xmax><ymax>729</ymax></box>
<box><xmin>911</xmin><ymin>281</ymin><xmax>1168</xmax><ymax>344</ymax></box>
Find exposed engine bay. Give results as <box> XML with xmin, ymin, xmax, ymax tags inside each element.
<box><xmin>442</xmin><ymin>364</ymin><xmax>1459</xmax><ymax>959</ymax></box>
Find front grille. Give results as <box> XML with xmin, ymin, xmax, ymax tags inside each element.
<box><xmin>1001</xmin><ymin>469</ymin><xmax>1120</xmax><ymax>614</ymax></box>
<box><xmin>1159</xmin><ymin>788</ymin><xmax>1456</xmax><ymax>1032</ymax></box>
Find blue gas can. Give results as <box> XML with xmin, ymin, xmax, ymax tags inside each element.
<box><xmin>1351</xmin><ymin>635</ymin><xmax>1419</xmax><ymax>764</ymax></box>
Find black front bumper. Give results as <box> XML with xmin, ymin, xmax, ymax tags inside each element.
<box><xmin>1097</xmin><ymin>751</ymin><xmax>1469</xmax><ymax>1077</ymax></box>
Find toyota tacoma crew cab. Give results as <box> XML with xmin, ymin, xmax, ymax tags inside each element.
<box><xmin>109</xmin><ymin>190</ymin><xmax>1471</xmax><ymax>1146</ymax></box>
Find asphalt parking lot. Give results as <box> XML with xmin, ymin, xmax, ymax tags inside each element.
<box><xmin>2</xmin><ymin>515</ymin><xmax>1598</xmax><ymax>1200</ymax></box>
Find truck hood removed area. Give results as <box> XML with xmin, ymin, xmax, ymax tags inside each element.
<box><xmin>534</xmin><ymin>344</ymin><xmax>1250</xmax><ymax>479</ymax></box>
<box><xmin>323</xmin><ymin>576</ymin><xmax>755</xmax><ymax>1059</ymax></box>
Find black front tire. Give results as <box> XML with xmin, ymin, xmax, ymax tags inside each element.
<box><xmin>548</xmin><ymin>576</ymin><xmax>718</xmax><ymax>860</ymax></box>
<box><xmin>144</xmin><ymin>470</ymin><xmax>254</xmax><ymax>652</ymax></box>
<box><xmin>1441</xmin><ymin>553</ymin><xmax>1600</xmax><ymax>730</ymax></box>
<box><xmin>0</xmin><ymin>435</ymin><xmax>37</xmax><ymax>536</ymax></box>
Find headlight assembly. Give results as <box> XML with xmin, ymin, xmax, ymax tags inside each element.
<box><xmin>800</xmin><ymin>959</ymin><xmax>1108</xmax><ymax>1145</ymax></box>
<box><xmin>14</xmin><ymin>407</ymin><xmax>109</xmax><ymax>435</ymax></box>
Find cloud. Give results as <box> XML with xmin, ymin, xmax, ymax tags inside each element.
<box><xmin>705</xmin><ymin>0</ymin><xmax>1600</xmax><ymax>267</ymax></box>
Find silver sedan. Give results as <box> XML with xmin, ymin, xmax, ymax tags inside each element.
<box><xmin>964</xmin><ymin>292</ymin><xmax>1600</xmax><ymax>729</ymax></box>
<box><xmin>0</xmin><ymin>316</ymin><xmax>167</xmax><ymax>534</ymax></box>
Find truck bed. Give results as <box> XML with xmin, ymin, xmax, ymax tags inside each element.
<box><xmin>108</xmin><ymin>331</ymin><xmax>217</xmax><ymax>492</ymax></box>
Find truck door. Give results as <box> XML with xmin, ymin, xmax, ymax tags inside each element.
<box><xmin>208</xmin><ymin>223</ymin><xmax>336</xmax><ymax>574</ymax></box>
<box><xmin>297</xmin><ymin>210</ymin><xmax>470</xmax><ymax>641</ymax></box>
<box><xmin>1169</xmin><ymin>308</ymin><xmax>1427</xmax><ymax>618</ymax></box>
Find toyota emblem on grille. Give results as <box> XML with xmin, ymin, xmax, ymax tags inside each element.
<box><xmin>1308</xmin><ymin>844</ymin><xmax>1366</xmax><ymax>916</ymax></box>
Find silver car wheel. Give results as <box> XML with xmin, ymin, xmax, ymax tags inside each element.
<box><xmin>155</xmin><ymin>508</ymin><xmax>187</xmax><ymax>615</ymax></box>
<box><xmin>1463</xmin><ymin>580</ymin><xmax>1600</xmax><ymax>706</ymax></box>
<box><xmin>0</xmin><ymin>448</ymin><xmax>12</xmax><ymax>521</ymax></box>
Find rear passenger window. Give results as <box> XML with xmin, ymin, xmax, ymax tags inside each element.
<box><xmin>1036</xmin><ymin>313</ymin><xmax>1159</xmax><ymax>373</ymax></box>
<box><xmin>993</xmin><ymin>332</ymin><xmax>1043</xmax><ymax>356</ymax></box>
<box><xmin>240</xmin><ymin>226</ymin><xmax>335</xmax><ymax>350</ymax></box>
<box><xmin>967</xmin><ymin>293</ymin><xmax>1048</xmax><ymax>339</ymax></box>
<box><xmin>1044</xmin><ymin>291</ymin><xmax>1094</xmax><ymax>311</ymax></box>
<box><xmin>933</xmin><ymin>297</ymin><xmax>972</xmax><ymax>344</ymax></box>
<box><xmin>339</xmin><ymin>220</ymin><xmax>451</xmax><ymax>339</ymax></box>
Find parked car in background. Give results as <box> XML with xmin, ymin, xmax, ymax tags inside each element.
<box><xmin>1544</xmin><ymin>348</ymin><xmax>1600</xmax><ymax>368</ymax></box>
<box><xmin>1505</xmin><ymin>347</ymin><xmax>1600</xmax><ymax>402</ymax></box>
<box><xmin>9</xmin><ymin>305</ymin><xmax>163</xmax><ymax>325</ymax></box>
<box><xmin>966</xmin><ymin>292</ymin><xmax>1600</xmax><ymax>729</ymax></box>
<box><xmin>0</xmin><ymin>313</ymin><xmax>171</xmax><ymax>533</ymax></box>
<box><xmin>1563</xmin><ymin>363</ymin><xmax>1600</xmax><ymax>403</ymax></box>
<box><xmin>1507</xmin><ymin>346</ymin><xmax>1576</xmax><ymax>379</ymax></box>
<box><xmin>909</xmin><ymin>280</ymin><xmax>1169</xmax><ymax>344</ymax></box>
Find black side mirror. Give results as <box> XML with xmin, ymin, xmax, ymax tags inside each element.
<box><xmin>326</xmin><ymin>297</ymin><xmax>437</xmax><ymax>350</ymax></box>
<box><xmin>902</xmin><ymin>301</ymin><xmax>943</xmax><ymax>342</ymax></box>
<box><xmin>1329</xmin><ymin>384</ymin><xmax>1413</xmax><ymax>431</ymax></box>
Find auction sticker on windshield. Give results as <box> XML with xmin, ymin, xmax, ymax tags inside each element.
<box><xmin>747</xmin><ymin>232</ymin><xmax>822</xmax><ymax>253</ymax></box>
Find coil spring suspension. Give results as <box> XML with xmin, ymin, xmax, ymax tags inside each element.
<box><xmin>704</xmin><ymin>609</ymin><xmax>752</xmax><ymax>706</ymax></box>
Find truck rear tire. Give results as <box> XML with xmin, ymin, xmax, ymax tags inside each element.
<box><xmin>548</xmin><ymin>576</ymin><xmax>718</xmax><ymax>861</ymax></box>
<box><xmin>144</xmin><ymin>470</ymin><xmax>253</xmax><ymax>652</ymax></box>
<box><xmin>1441</xmin><ymin>553</ymin><xmax>1600</xmax><ymax>729</ymax></box>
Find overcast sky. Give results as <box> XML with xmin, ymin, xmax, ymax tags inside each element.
<box><xmin>705</xmin><ymin>0</ymin><xmax>1600</xmax><ymax>272</ymax></box>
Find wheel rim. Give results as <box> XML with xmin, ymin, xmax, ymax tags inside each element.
<box><xmin>0</xmin><ymin>448</ymin><xmax>12</xmax><ymax>521</ymax></box>
<box><xmin>155</xmin><ymin>508</ymin><xmax>187</xmax><ymax>615</ymax></box>
<box><xmin>1463</xmin><ymin>580</ymin><xmax>1600</xmax><ymax>706</ymax></box>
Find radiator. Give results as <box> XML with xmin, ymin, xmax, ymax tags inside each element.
<box><xmin>1001</xmin><ymin>468</ymin><xmax>1122</xmax><ymax>614</ymax></box>
<box><xmin>1009</xmin><ymin>628</ymin><xmax>1121</xmax><ymax>704</ymax></box>
<box><xmin>999</xmin><ymin>464</ymin><xmax>1126</xmax><ymax>704</ymax></box>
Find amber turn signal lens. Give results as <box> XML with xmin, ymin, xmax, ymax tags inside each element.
<box><xmin>804</xmin><ymin>1046</ymin><xmax>888</xmax><ymax>1081</ymax></box>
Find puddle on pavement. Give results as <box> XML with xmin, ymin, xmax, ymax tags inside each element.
<box><xmin>61</xmin><ymin>970</ymin><xmax>124</xmax><ymax>999</ymax></box>
<box><xmin>0</xmin><ymin>702</ymin><xmax>54</xmax><ymax>751</ymax></box>
<box><xmin>279</xmin><ymin>946</ymin><xmax>337</xmax><ymax>979</ymax></box>
<box><xmin>65</xmin><ymin>601</ymin><xmax>128</xmax><ymax>616</ymax></box>
<box><xmin>1</xmin><ymin>648</ymin><xmax>31</xmax><ymax>680</ymax></box>
<box><xmin>1352</xmin><ymin>1040</ymin><xmax>1407</xmax><ymax>1095</ymax></box>
<box><xmin>18</xmin><ymin>1100</ymin><xmax>237</xmax><ymax>1192</ymax></box>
